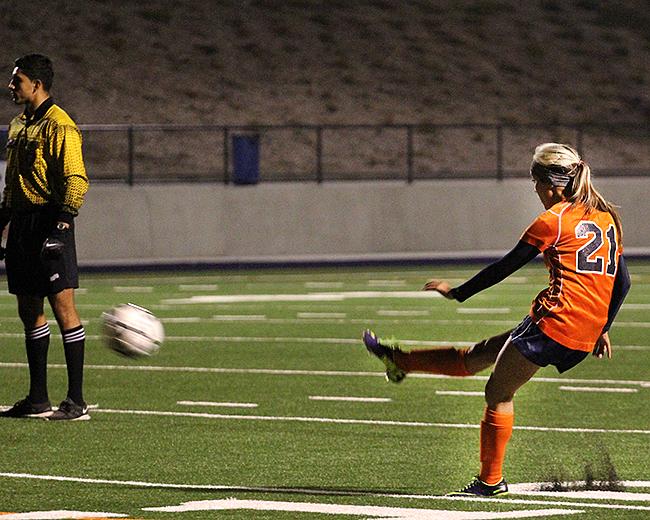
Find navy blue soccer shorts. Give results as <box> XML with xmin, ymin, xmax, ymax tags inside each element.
<box><xmin>509</xmin><ymin>315</ymin><xmax>589</xmax><ymax>373</ymax></box>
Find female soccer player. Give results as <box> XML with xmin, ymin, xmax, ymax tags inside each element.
<box><xmin>363</xmin><ymin>142</ymin><xmax>631</xmax><ymax>497</ymax></box>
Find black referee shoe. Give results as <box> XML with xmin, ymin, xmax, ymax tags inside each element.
<box><xmin>47</xmin><ymin>397</ymin><xmax>90</xmax><ymax>421</ymax></box>
<box><xmin>0</xmin><ymin>397</ymin><xmax>53</xmax><ymax>418</ymax></box>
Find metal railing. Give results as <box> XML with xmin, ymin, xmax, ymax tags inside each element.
<box><xmin>76</xmin><ymin>122</ymin><xmax>650</xmax><ymax>184</ymax></box>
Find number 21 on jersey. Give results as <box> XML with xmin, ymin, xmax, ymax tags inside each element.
<box><xmin>575</xmin><ymin>221</ymin><xmax>618</xmax><ymax>276</ymax></box>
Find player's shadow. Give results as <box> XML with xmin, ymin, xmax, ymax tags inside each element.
<box><xmin>131</xmin><ymin>483</ymin><xmax>416</xmax><ymax>498</ymax></box>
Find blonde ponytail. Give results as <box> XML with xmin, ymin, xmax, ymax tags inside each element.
<box><xmin>531</xmin><ymin>143</ymin><xmax>623</xmax><ymax>239</ymax></box>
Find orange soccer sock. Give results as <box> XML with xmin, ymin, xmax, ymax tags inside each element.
<box><xmin>479</xmin><ymin>407</ymin><xmax>514</xmax><ymax>485</ymax></box>
<box><xmin>393</xmin><ymin>347</ymin><xmax>471</xmax><ymax>376</ymax></box>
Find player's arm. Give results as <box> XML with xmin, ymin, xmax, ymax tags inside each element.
<box><xmin>50</xmin><ymin>123</ymin><xmax>89</xmax><ymax>225</ymax></box>
<box><xmin>593</xmin><ymin>255</ymin><xmax>632</xmax><ymax>359</ymax></box>
<box><xmin>424</xmin><ymin>240</ymin><xmax>541</xmax><ymax>301</ymax></box>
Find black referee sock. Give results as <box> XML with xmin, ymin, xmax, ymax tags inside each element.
<box><xmin>62</xmin><ymin>325</ymin><xmax>86</xmax><ymax>405</ymax></box>
<box><xmin>25</xmin><ymin>323</ymin><xmax>51</xmax><ymax>404</ymax></box>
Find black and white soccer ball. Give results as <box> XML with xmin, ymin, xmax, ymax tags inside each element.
<box><xmin>101</xmin><ymin>303</ymin><xmax>164</xmax><ymax>358</ymax></box>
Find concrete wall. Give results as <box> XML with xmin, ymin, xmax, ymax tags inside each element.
<box><xmin>77</xmin><ymin>178</ymin><xmax>649</xmax><ymax>266</ymax></box>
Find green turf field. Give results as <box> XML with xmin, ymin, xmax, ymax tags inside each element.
<box><xmin>0</xmin><ymin>261</ymin><xmax>648</xmax><ymax>519</ymax></box>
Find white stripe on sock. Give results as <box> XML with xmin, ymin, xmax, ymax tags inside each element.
<box><xmin>26</xmin><ymin>324</ymin><xmax>51</xmax><ymax>341</ymax></box>
<box><xmin>62</xmin><ymin>328</ymin><xmax>86</xmax><ymax>344</ymax></box>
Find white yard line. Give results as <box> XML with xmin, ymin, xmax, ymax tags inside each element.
<box><xmin>377</xmin><ymin>310</ymin><xmax>430</xmax><ymax>316</ymax></box>
<box><xmin>113</xmin><ymin>286</ymin><xmax>154</xmax><ymax>293</ymax></box>
<box><xmin>559</xmin><ymin>386</ymin><xmax>638</xmax><ymax>394</ymax></box>
<box><xmin>0</xmin><ymin>512</ymin><xmax>126</xmax><ymax>519</ymax></box>
<box><xmin>297</xmin><ymin>312</ymin><xmax>347</xmax><ymax>319</ymax></box>
<box><xmin>211</xmin><ymin>315</ymin><xmax>268</xmax><ymax>321</ymax></box>
<box><xmin>63</xmin><ymin>407</ymin><xmax>650</xmax><ymax>435</ymax></box>
<box><xmin>1</xmin><ymin>362</ymin><xmax>649</xmax><ymax>388</ymax></box>
<box><xmin>509</xmin><ymin>486</ymin><xmax>650</xmax><ymax>502</ymax></box>
<box><xmin>612</xmin><ymin>322</ymin><xmax>650</xmax><ymax>328</ymax></box>
<box><xmin>367</xmin><ymin>280</ymin><xmax>407</xmax><ymax>287</ymax></box>
<box><xmin>161</xmin><ymin>291</ymin><xmax>442</xmax><ymax>304</ymax></box>
<box><xmin>304</xmin><ymin>282</ymin><xmax>344</xmax><ymax>289</ymax></box>
<box><xmin>144</xmin><ymin>498</ymin><xmax>581</xmax><ymax>517</ymax></box>
<box><xmin>177</xmin><ymin>400</ymin><xmax>258</xmax><ymax>408</ymax></box>
<box><xmin>435</xmin><ymin>391</ymin><xmax>484</xmax><ymax>396</ymax></box>
<box><xmin>178</xmin><ymin>284</ymin><xmax>219</xmax><ymax>291</ymax></box>
<box><xmin>456</xmin><ymin>308</ymin><xmax>511</xmax><ymax>314</ymax></box>
<box><xmin>309</xmin><ymin>396</ymin><xmax>392</xmax><ymax>403</ymax></box>
<box><xmin>0</xmin><ymin>333</ymin><xmax>473</xmax><ymax>347</ymax></box>
<box><xmin>2</xmin><ymin>473</ymin><xmax>650</xmax><ymax>512</ymax></box>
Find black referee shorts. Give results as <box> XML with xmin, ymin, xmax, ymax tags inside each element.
<box><xmin>5</xmin><ymin>209</ymin><xmax>79</xmax><ymax>297</ymax></box>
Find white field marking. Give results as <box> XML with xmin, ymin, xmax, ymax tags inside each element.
<box><xmin>377</xmin><ymin>309</ymin><xmax>430</xmax><ymax>316</ymax></box>
<box><xmin>622</xmin><ymin>303</ymin><xmax>650</xmax><ymax>310</ymax></box>
<box><xmin>436</xmin><ymin>391</ymin><xmax>484</xmax><ymax>396</ymax></box>
<box><xmin>143</xmin><ymin>498</ymin><xmax>582</xmax><ymax>518</ymax></box>
<box><xmin>504</xmin><ymin>276</ymin><xmax>529</xmax><ymax>283</ymax></box>
<box><xmin>0</xmin><ymin>512</ymin><xmax>126</xmax><ymax>519</ymax></box>
<box><xmin>5</xmin><ymin>473</ymin><xmax>650</xmax><ymax>514</ymax></box>
<box><xmin>308</xmin><ymin>396</ymin><xmax>392</xmax><ymax>403</ymax></box>
<box><xmin>456</xmin><ymin>308</ymin><xmax>511</xmax><ymax>314</ymax></box>
<box><xmin>304</xmin><ymin>281</ymin><xmax>344</xmax><ymax>289</ymax></box>
<box><xmin>368</xmin><ymin>279</ymin><xmax>407</xmax><ymax>287</ymax></box>
<box><xmin>617</xmin><ymin>345</ymin><xmax>650</xmax><ymax>351</ymax></box>
<box><xmin>161</xmin><ymin>291</ymin><xmax>442</xmax><ymax>304</ymax></box>
<box><xmin>72</xmin><ymin>407</ymin><xmax>650</xmax><ymax>435</ymax></box>
<box><xmin>297</xmin><ymin>312</ymin><xmax>347</xmax><ymax>319</ymax></box>
<box><xmin>510</xmin><ymin>489</ymin><xmax>650</xmax><ymax>502</ymax></box>
<box><xmin>0</xmin><ymin>333</ymin><xmax>471</xmax><ymax>347</ymax></box>
<box><xmin>0</xmin><ymin>318</ymin><xmax>91</xmax><ymax>327</ymax></box>
<box><xmin>113</xmin><ymin>286</ymin><xmax>153</xmax><ymax>293</ymax></box>
<box><xmin>178</xmin><ymin>284</ymin><xmax>219</xmax><ymax>291</ymax></box>
<box><xmin>612</xmin><ymin>321</ymin><xmax>650</xmax><ymax>328</ymax></box>
<box><xmin>177</xmin><ymin>400</ymin><xmax>258</xmax><ymax>408</ymax></box>
<box><xmin>211</xmin><ymin>315</ymin><xmax>268</xmax><ymax>321</ymax></box>
<box><xmin>160</xmin><ymin>317</ymin><xmax>202</xmax><ymax>323</ymax></box>
<box><xmin>510</xmin><ymin>482</ymin><xmax>650</xmax><ymax>501</ymax></box>
<box><xmin>2</xmin><ymin>362</ymin><xmax>650</xmax><ymax>389</ymax></box>
<box><xmin>559</xmin><ymin>386</ymin><xmax>638</xmax><ymax>394</ymax></box>
<box><xmin>76</xmin><ymin>268</ymin><xmax>489</xmax><ymax>284</ymax></box>
<box><xmin>514</xmin><ymin>480</ymin><xmax>650</xmax><ymax>489</ymax></box>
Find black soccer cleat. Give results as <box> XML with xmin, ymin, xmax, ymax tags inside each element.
<box><xmin>362</xmin><ymin>329</ymin><xmax>406</xmax><ymax>383</ymax></box>
<box><xmin>0</xmin><ymin>397</ymin><xmax>53</xmax><ymax>419</ymax></box>
<box><xmin>47</xmin><ymin>397</ymin><xmax>90</xmax><ymax>421</ymax></box>
<box><xmin>447</xmin><ymin>476</ymin><xmax>509</xmax><ymax>497</ymax></box>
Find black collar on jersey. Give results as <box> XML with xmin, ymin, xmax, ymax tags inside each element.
<box><xmin>24</xmin><ymin>97</ymin><xmax>54</xmax><ymax>126</ymax></box>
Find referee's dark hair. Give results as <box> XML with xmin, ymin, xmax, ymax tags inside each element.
<box><xmin>15</xmin><ymin>53</ymin><xmax>54</xmax><ymax>92</ymax></box>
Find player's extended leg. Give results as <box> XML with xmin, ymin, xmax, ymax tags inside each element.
<box><xmin>47</xmin><ymin>288</ymin><xmax>88</xmax><ymax>420</ymax></box>
<box><xmin>449</xmin><ymin>338</ymin><xmax>540</xmax><ymax>496</ymax></box>
<box><xmin>363</xmin><ymin>329</ymin><xmax>510</xmax><ymax>382</ymax></box>
<box><xmin>0</xmin><ymin>295</ymin><xmax>53</xmax><ymax>418</ymax></box>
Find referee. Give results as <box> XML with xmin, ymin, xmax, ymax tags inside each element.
<box><xmin>1</xmin><ymin>54</ymin><xmax>90</xmax><ymax>421</ymax></box>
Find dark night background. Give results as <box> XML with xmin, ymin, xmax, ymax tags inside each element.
<box><xmin>1</xmin><ymin>0</ymin><xmax>648</xmax><ymax>126</ymax></box>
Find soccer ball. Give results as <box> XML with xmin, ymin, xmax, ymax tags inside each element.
<box><xmin>101</xmin><ymin>303</ymin><xmax>164</xmax><ymax>358</ymax></box>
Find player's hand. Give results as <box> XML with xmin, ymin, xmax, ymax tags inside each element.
<box><xmin>423</xmin><ymin>279</ymin><xmax>454</xmax><ymax>299</ymax></box>
<box><xmin>592</xmin><ymin>332</ymin><xmax>612</xmax><ymax>359</ymax></box>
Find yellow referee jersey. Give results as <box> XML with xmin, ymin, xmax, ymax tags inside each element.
<box><xmin>2</xmin><ymin>97</ymin><xmax>89</xmax><ymax>218</ymax></box>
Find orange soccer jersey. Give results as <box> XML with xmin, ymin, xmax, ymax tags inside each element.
<box><xmin>521</xmin><ymin>201</ymin><xmax>622</xmax><ymax>351</ymax></box>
